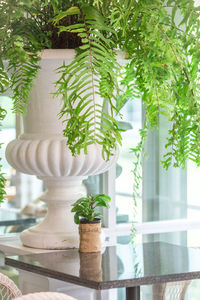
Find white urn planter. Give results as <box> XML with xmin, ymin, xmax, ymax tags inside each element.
<box><xmin>6</xmin><ymin>50</ymin><xmax>118</xmax><ymax>250</ymax></box>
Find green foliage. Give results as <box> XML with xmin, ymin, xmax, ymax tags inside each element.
<box><xmin>71</xmin><ymin>193</ymin><xmax>111</xmax><ymax>224</ymax></box>
<box><xmin>131</xmin><ymin>122</ymin><xmax>148</xmax><ymax>207</ymax></box>
<box><xmin>113</xmin><ymin>0</ymin><xmax>200</xmax><ymax>170</ymax></box>
<box><xmin>131</xmin><ymin>225</ymin><xmax>137</xmax><ymax>244</ymax></box>
<box><xmin>1</xmin><ymin>0</ymin><xmax>200</xmax><ymax>209</ymax></box>
<box><xmin>54</xmin><ymin>4</ymin><xmax>122</xmax><ymax>159</ymax></box>
<box><xmin>0</xmin><ymin>0</ymin><xmax>80</xmax><ymax>114</ymax></box>
<box><xmin>0</xmin><ymin>0</ymin><xmax>46</xmax><ymax>114</ymax></box>
<box><xmin>0</xmin><ymin>106</ymin><xmax>6</xmax><ymax>203</ymax></box>
<box><xmin>1</xmin><ymin>0</ymin><xmax>200</xmax><ymax>166</ymax></box>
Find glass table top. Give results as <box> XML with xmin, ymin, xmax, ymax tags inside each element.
<box><xmin>5</xmin><ymin>242</ymin><xmax>200</xmax><ymax>290</ymax></box>
<box><xmin>0</xmin><ymin>208</ymin><xmax>36</xmax><ymax>226</ymax></box>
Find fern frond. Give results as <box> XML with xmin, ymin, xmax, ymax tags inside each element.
<box><xmin>0</xmin><ymin>65</ymin><xmax>9</xmax><ymax>93</ymax></box>
<box><xmin>9</xmin><ymin>56</ymin><xmax>40</xmax><ymax>114</ymax></box>
<box><xmin>0</xmin><ymin>0</ymin><xmax>50</xmax><ymax>114</ymax></box>
<box><xmin>55</xmin><ymin>4</ymin><xmax>122</xmax><ymax>159</ymax></box>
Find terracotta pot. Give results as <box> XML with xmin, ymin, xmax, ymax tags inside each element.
<box><xmin>79</xmin><ymin>218</ymin><xmax>101</xmax><ymax>253</ymax></box>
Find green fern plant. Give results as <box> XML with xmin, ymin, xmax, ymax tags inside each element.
<box><xmin>53</xmin><ymin>5</ymin><xmax>123</xmax><ymax>159</ymax></box>
<box><xmin>1</xmin><ymin>0</ymin><xmax>200</xmax><ymax>204</ymax></box>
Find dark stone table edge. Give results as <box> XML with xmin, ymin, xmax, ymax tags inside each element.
<box><xmin>5</xmin><ymin>257</ymin><xmax>103</xmax><ymax>290</ymax></box>
<box><xmin>5</xmin><ymin>257</ymin><xmax>200</xmax><ymax>290</ymax></box>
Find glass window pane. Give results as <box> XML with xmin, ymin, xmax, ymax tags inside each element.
<box><xmin>115</xmin><ymin>105</ymin><xmax>200</xmax><ymax>242</ymax></box>
<box><xmin>143</xmin><ymin>114</ymin><xmax>200</xmax><ymax>231</ymax></box>
<box><xmin>143</xmin><ymin>114</ymin><xmax>187</xmax><ymax>223</ymax></box>
<box><xmin>0</xmin><ymin>96</ymin><xmax>42</xmax><ymax>234</ymax></box>
<box><xmin>116</xmin><ymin>99</ymin><xmax>142</xmax><ymax>224</ymax></box>
<box><xmin>187</xmin><ymin>161</ymin><xmax>200</xmax><ymax>220</ymax></box>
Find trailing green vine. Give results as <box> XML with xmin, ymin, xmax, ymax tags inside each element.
<box><xmin>1</xmin><ymin>0</ymin><xmax>200</xmax><ymax>166</ymax></box>
<box><xmin>0</xmin><ymin>106</ymin><xmax>6</xmax><ymax>203</ymax></box>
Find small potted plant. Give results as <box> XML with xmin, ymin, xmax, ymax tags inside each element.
<box><xmin>71</xmin><ymin>194</ymin><xmax>111</xmax><ymax>253</ymax></box>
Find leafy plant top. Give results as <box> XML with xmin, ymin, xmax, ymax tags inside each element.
<box><xmin>71</xmin><ymin>193</ymin><xmax>111</xmax><ymax>224</ymax></box>
<box><xmin>54</xmin><ymin>5</ymin><xmax>123</xmax><ymax>159</ymax></box>
<box><xmin>1</xmin><ymin>0</ymin><xmax>200</xmax><ymax>190</ymax></box>
<box><xmin>53</xmin><ymin>0</ymin><xmax>200</xmax><ymax>169</ymax></box>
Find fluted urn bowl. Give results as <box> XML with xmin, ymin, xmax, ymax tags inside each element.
<box><xmin>6</xmin><ymin>138</ymin><xmax>115</xmax><ymax>178</ymax></box>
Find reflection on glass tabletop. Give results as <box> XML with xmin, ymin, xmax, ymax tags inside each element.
<box><xmin>0</xmin><ymin>208</ymin><xmax>36</xmax><ymax>226</ymax></box>
<box><xmin>5</xmin><ymin>242</ymin><xmax>200</xmax><ymax>290</ymax></box>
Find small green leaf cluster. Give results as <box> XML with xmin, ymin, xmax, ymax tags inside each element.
<box><xmin>71</xmin><ymin>193</ymin><xmax>111</xmax><ymax>224</ymax></box>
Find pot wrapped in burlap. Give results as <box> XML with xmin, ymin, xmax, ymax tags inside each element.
<box><xmin>79</xmin><ymin>219</ymin><xmax>101</xmax><ymax>252</ymax></box>
<box><xmin>79</xmin><ymin>251</ymin><xmax>102</xmax><ymax>281</ymax></box>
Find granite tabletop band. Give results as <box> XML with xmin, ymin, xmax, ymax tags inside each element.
<box><xmin>5</xmin><ymin>242</ymin><xmax>200</xmax><ymax>300</ymax></box>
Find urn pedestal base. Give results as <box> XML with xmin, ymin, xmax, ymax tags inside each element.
<box><xmin>20</xmin><ymin>177</ymin><xmax>86</xmax><ymax>249</ymax></box>
<box><xmin>20</xmin><ymin>229</ymin><xmax>79</xmax><ymax>250</ymax></box>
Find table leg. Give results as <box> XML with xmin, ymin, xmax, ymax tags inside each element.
<box><xmin>126</xmin><ymin>286</ymin><xmax>140</xmax><ymax>300</ymax></box>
